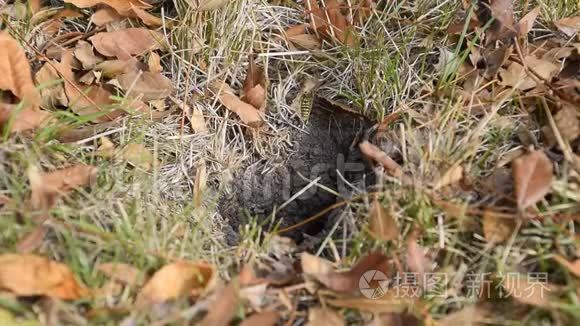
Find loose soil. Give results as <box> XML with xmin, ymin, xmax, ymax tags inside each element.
<box><xmin>220</xmin><ymin>103</ymin><xmax>374</xmax><ymax>244</ymax></box>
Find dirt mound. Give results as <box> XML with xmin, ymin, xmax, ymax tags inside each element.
<box><xmin>220</xmin><ymin>105</ymin><xmax>374</xmax><ymax>244</ymax></box>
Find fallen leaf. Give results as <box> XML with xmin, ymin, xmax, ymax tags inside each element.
<box><xmin>64</xmin><ymin>0</ymin><xmax>151</xmax><ymax>16</ymax></box>
<box><xmin>0</xmin><ymin>254</ymin><xmax>88</xmax><ymax>299</ymax></box>
<box><xmin>29</xmin><ymin>164</ymin><xmax>98</xmax><ymax>211</ymax></box>
<box><xmin>130</xmin><ymin>4</ymin><xmax>163</xmax><ymax>27</ymax></box>
<box><xmin>197</xmin><ymin>0</ymin><xmax>230</xmax><ymax>11</ymax></box>
<box><xmin>554</xmin><ymin>105</ymin><xmax>580</xmax><ymax>142</ymax></box>
<box><xmin>487</xmin><ymin>0</ymin><xmax>516</xmax><ymax>41</ymax></box>
<box><xmin>96</xmin><ymin>58</ymin><xmax>141</xmax><ymax>78</ymax></box>
<box><xmin>368</xmin><ymin>197</ymin><xmax>398</xmax><ymax>241</ymax></box>
<box><xmin>499</xmin><ymin>56</ymin><xmax>559</xmax><ymax>90</ymax></box>
<box><xmin>147</xmin><ymin>52</ymin><xmax>162</xmax><ymax>73</ymax></box>
<box><xmin>502</xmin><ymin>273</ymin><xmax>556</xmax><ymax>307</ymax></box>
<box><xmin>359</xmin><ymin>141</ymin><xmax>405</xmax><ymax>179</ymax></box>
<box><xmin>305</xmin><ymin>252</ymin><xmax>390</xmax><ymax>293</ymax></box>
<box><xmin>482</xmin><ymin>210</ymin><xmax>516</xmax><ymax>244</ymax></box>
<box><xmin>284</xmin><ymin>24</ymin><xmax>322</xmax><ymax>50</ymax></box>
<box><xmin>516</xmin><ymin>7</ymin><xmax>540</xmax><ymax>36</ymax></box>
<box><xmin>53</xmin><ymin>50</ymin><xmax>121</xmax><ymax>120</ymax></box>
<box><xmin>95</xmin><ymin>136</ymin><xmax>116</xmax><ymax>158</ymax></box>
<box><xmin>512</xmin><ymin>150</ymin><xmax>553</xmax><ymax>211</ymax></box>
<box><xmin>90</xmin><ymin>7</ymin><xmax>122</xmax><ymax>26</ymax></box>
<box><xmin>136</xmin><ymin>261</ymin><xmax>215</xmax><ymax>306</ymax></box>
<box><xmin>16</xmin><ymin>225</ymin><xmax>47</xmax><ymax>254</ymax></box>
<box><xmin>306</xmin><ymin>0</ymin><xmax>356</xmax><ymax>46</ymax></box>
<box><xmin>0</xmin><ymin>104</ymin><xmax>51</xmax><ymax>133</ymax></box>
<box><xmin>406</xmin><ymin>231</ymin><xmax>429</xmax><ymax>289</ymax></box>
<box><xmin>301</xmin><ymin>252</ymin><xmax>335</xmax><ymax>275</ymax></box>
<box><xmin>35</xmin><ymin>63</ymin><xmax>68</xmax><ymax>108</ymax></box>
<box><xmin>89</xmin><ymin>28</ymin><xmax>164</xmax><ymax>60</ymax></box>
<box><xmin>121</xmin><ymin>143</ymin><xmax>157</xmax><ymax>171</ymax></box>
<box><xmin>97</xmin><ymin>263</ymin><xmax>144</xmax><ymax>285</ymax></box>
<box><xmin>554</xmin><ymin>16</ymin><xmax>580</xmax><ymax>38</ymax></box>
<box><xmin>326</xmin><ymin>286</ymin><xmax>413</xmax><ymax>313</ymax></box>
<box><xmin>553</xmin><ymin>256</ymin><xmax>580</xmax><ymax>278</ymax></box>
<box><xmin>433</xmin><ymin>164</ymin><xmax>464</xmax><ymax>190</ymax></box>
<box><xmin>199</xmin><ymin>282</ymin><xmax>238</xmax><ymax>326</ymax></box>
<box><xmin>209</xmin><ymin>80</ymin><xmax>264</xmax><ymax>127</ymax></box>
<box><xmin>74</xmin><ymin>40</ymin><xmax>103</xmax><ymax>70</ymax></box>
<box><xmin>308</xmin><ymin>307</ymin><xmax>345</xmax><ymax>326</ymax></box>
<box><xmin>242</xmin><ymin>55</ymin><xmax>266</xmax><ymax>111</ymax></box>
<box><xmin>0</xmin><ymin>32</ymin><xmax>41</xmax><ymax>107</ymax></box>
<box><xmin>117</xmin><ymin>71</ymin><xmax>173</xmax><ymax>101</ymax></box>
<box><xmin>239</xmin><ymin>311</ymin><xmax>279</xmax><ymax>326</ymax></box>
<box><xmin>29</xmin><ymin>0</ymin><xmax>42</xmax><ymax>13</ymax></box>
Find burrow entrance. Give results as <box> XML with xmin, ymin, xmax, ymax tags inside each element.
<box><xmin>219</xmin><ymin>103</ymin><xmax>374</xmax><ymax>244</ymax></box>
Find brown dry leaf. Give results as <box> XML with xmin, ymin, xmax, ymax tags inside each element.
<box><xmin>0</xmin><ymin>254</ymin><xmax>88</xmax><ymax>299</ymax></box>
<box><xmin>359</xmin><ymin>141</ymin><xmax>404</xmax><ymax>179</ymax></box>
<box><xmin>64</xmin><ymin>0</ymin><xmax>151</xmax><ymax>16</ymax></box>
<box><xmin>95</xmin><ymin>136</ymin><xmax>116</xmax><ymax>158</ymax></box>
<box><xmin>488</xmin><ymin>0</ymin><xmax>515</xmax><ymax>41</ymax></box>
<box><xmin>308</xmin><ymin>307</ymin><xmax>345</xmax><ymax>326</ymax></box>
<box><xmin>554</xmin><ymin>105</ymin><xmax>580</xmax><ymax>142</ymax></box>
<box><xmin>97</xmin><ymin>263</ymin><xmax>144</xmax><ymax>285</ymax></box>
<box><xmin>136</xmin><ymin>261</ymin><xmax>215</xmax><ymax>306</ymax></box>
<box><xmin>209</xmin><ymin>80</ymin><xmax>264</xmax><ymax>128</ymax></box>
<box><xmin>239</xmin><ymin>311</ymin><xmax>279</xmax><ymax>326</ymax></box>
<box><xmin>554</xmin><ymin>16</ymin><xmax>580</xmax><ymax>38</ymax></box>
<box><xmin>29</xmin><ymin>0</ymin><xmax>42</xmax><ymax>13</ymax></box>
<box><xmin>96</xmin><ymin>58</ymin><xmax>141</xmax><ymax>78</ymax></box>
<box><xmin>35</xmin><ymin>63</ymin><xmax>68</xmax><ymax>108</ymax></box>
<box><xmin>199</xmin><ymin>282</ymin><xmax>238</xmax><ymax>326</ymax></box>
<box><xmin>53</xmin><ymin>50</ymin><xmax>121</xmax><ymax>120</ymax></box>
<box><xmin>284</xmin><ymin>24</ymin><xmax>321</xmax><ymax>50</ymax></box>
<box><xmin>512</xmin><ymin>150</ymin><xmax>553</xmax><ymax>211</ymax></box>
<box><xmin>121</xmin><ymin>143</ymin><xmax>158</xmax><ymax>171</ymax></box>
<box><xmin>130</xmin><ymin>4</ymin><xmax>163</xmax><ymax>27</ymax></box>
<box><xmin>433</xmin><ymin>164</ymin><xmax>464</xmax><ymax>190</ymax></box>
<box><xmin>406</xmin><ymin>232</ymin><xmax>429</xmax><ymax>289</ymax></box>
<box><xmin>0</xmin><ymin>104</ymin><xmax>51</xmax><ymax>133</ymax></box>
<box><xmin>306</xmin><ymin>0</ymin><xmax>356</xmax><ymax>46</ymax></box>
<box><xmin>301</xmin><ymin>252</ymin><xmax>335</xmax><ymax>275</ymax></box>
<box><xmin>553</xmin><ymin>256</ymin><xmax>580</xmax><ymax>278</ymax></box>
<box><xmin>516</xmin><ymin>7</ymin><xmax>540</xmax><ymax>36</ymax></box>
<box><xmin>90</xmin><ymin>7</ymin><xmax>122</xmax><ymax>26</ymax></box>
<box><xmin>74</xmin><ymin>40</ymin><xmax>103</xmax><ymax>70</ymax></box>
<box><xmin>242</xmin><ymin>56</ymin><xmax>266</xmax><ymax>111</ymax></box>
<box><xmin>368</xmin><ymin>197</ymin><xmax>398</xmax><ymax>241</ymax></box>
<box><xmin>0</xmin><ymin>32</ymin><xmax>41</xmax><ymax>107</ymax></box>
<box><xmin>29</xmin><ymin>164</ymin><xmax>98</xmax><ymax>211</ymax></box>
<box><xmin>307</xmin><ymin>252</ymin><xmax>389</xmax><ymax>293</ymax></box>
<box><xmin>499</xmin><ymin>56</ymin><xmax>559</xmax><ymax>91</ymax></box>
<box><xmin>147</xmin><ymin>52</ymin><xmax>162</xmax><ymax>73</ymax></box>
<box><xmin>197</xmin><ymin>0</ymin><xmax>230</xmax><ymax>11</ymax></box>
<box><xmin>89</xmin><ymin>28</ymin><xmax>164</xmax><ymax>60</ymax></box>
<box><xmin>482</xmin><ymin>210</ymin><xmax>516</xmax><ymax>244</ymax></box>
<box><xmin>502</xmin><ymin>273</ymin><xmax>557</xmax><ymax>307</ymax></box>
<box><xmin>117</xmin><ymin>71</ymin><xmax>173</xmax><ymax>101</ymax></box>
<box><xmin>326</xmin><ymin>287</ymin><xmax>413</xmax><ymax>313</ymax></box>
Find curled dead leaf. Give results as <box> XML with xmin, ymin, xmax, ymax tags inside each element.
<box><xmin>242</xmin><ymin>55</ymin><xmax>267</xmax><ymax>111</ymax></box>
<box><xmin>0</xmin><ymin>254</ymin><xmax>89</xmax><ymax>299</ymax></box>
<box><xmin>209</xmin><ymin>80</ymin><xmax>264</xmax><ymax>127</ymax></box>
<box><xmin>359</xmin><ymin>141</ymin><xmax>405</xmax><ymax>179</ymax></box>
<box><xmin>74</xmin><ymin>40</ymin><xmax>103</xmax><ymax>70</ymax></box>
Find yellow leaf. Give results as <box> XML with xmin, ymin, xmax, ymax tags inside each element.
<box><xmin>121</xmin><ymin>143</ymin><xmax>157</xmax><ymax>171</ymax></box>
<box><xmin>136</xmin><ymin>261</ymin><xmax>215</xmax><ymax>306</ymax></box>
<box><xmin>0</xmin><ymin>254</ymin><xmax>88</xmax><ymax>300</ymax></box>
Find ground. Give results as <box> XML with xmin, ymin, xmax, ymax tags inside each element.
<box><xmin>0</xmin><ymin>0</ymin><xmax>579</xmax><ymax>325</ymax></box>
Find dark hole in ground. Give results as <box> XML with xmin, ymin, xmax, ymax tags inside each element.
<box><xmin>220</xmin><ymin>102</ymin><xmax>374</xmax><ymax>245</ymax></box>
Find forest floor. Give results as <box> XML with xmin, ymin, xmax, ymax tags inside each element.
<box><xmin>0</xmin><ymin>0</ymin><xmax>579</xmax><ymax>325</ymax></box>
